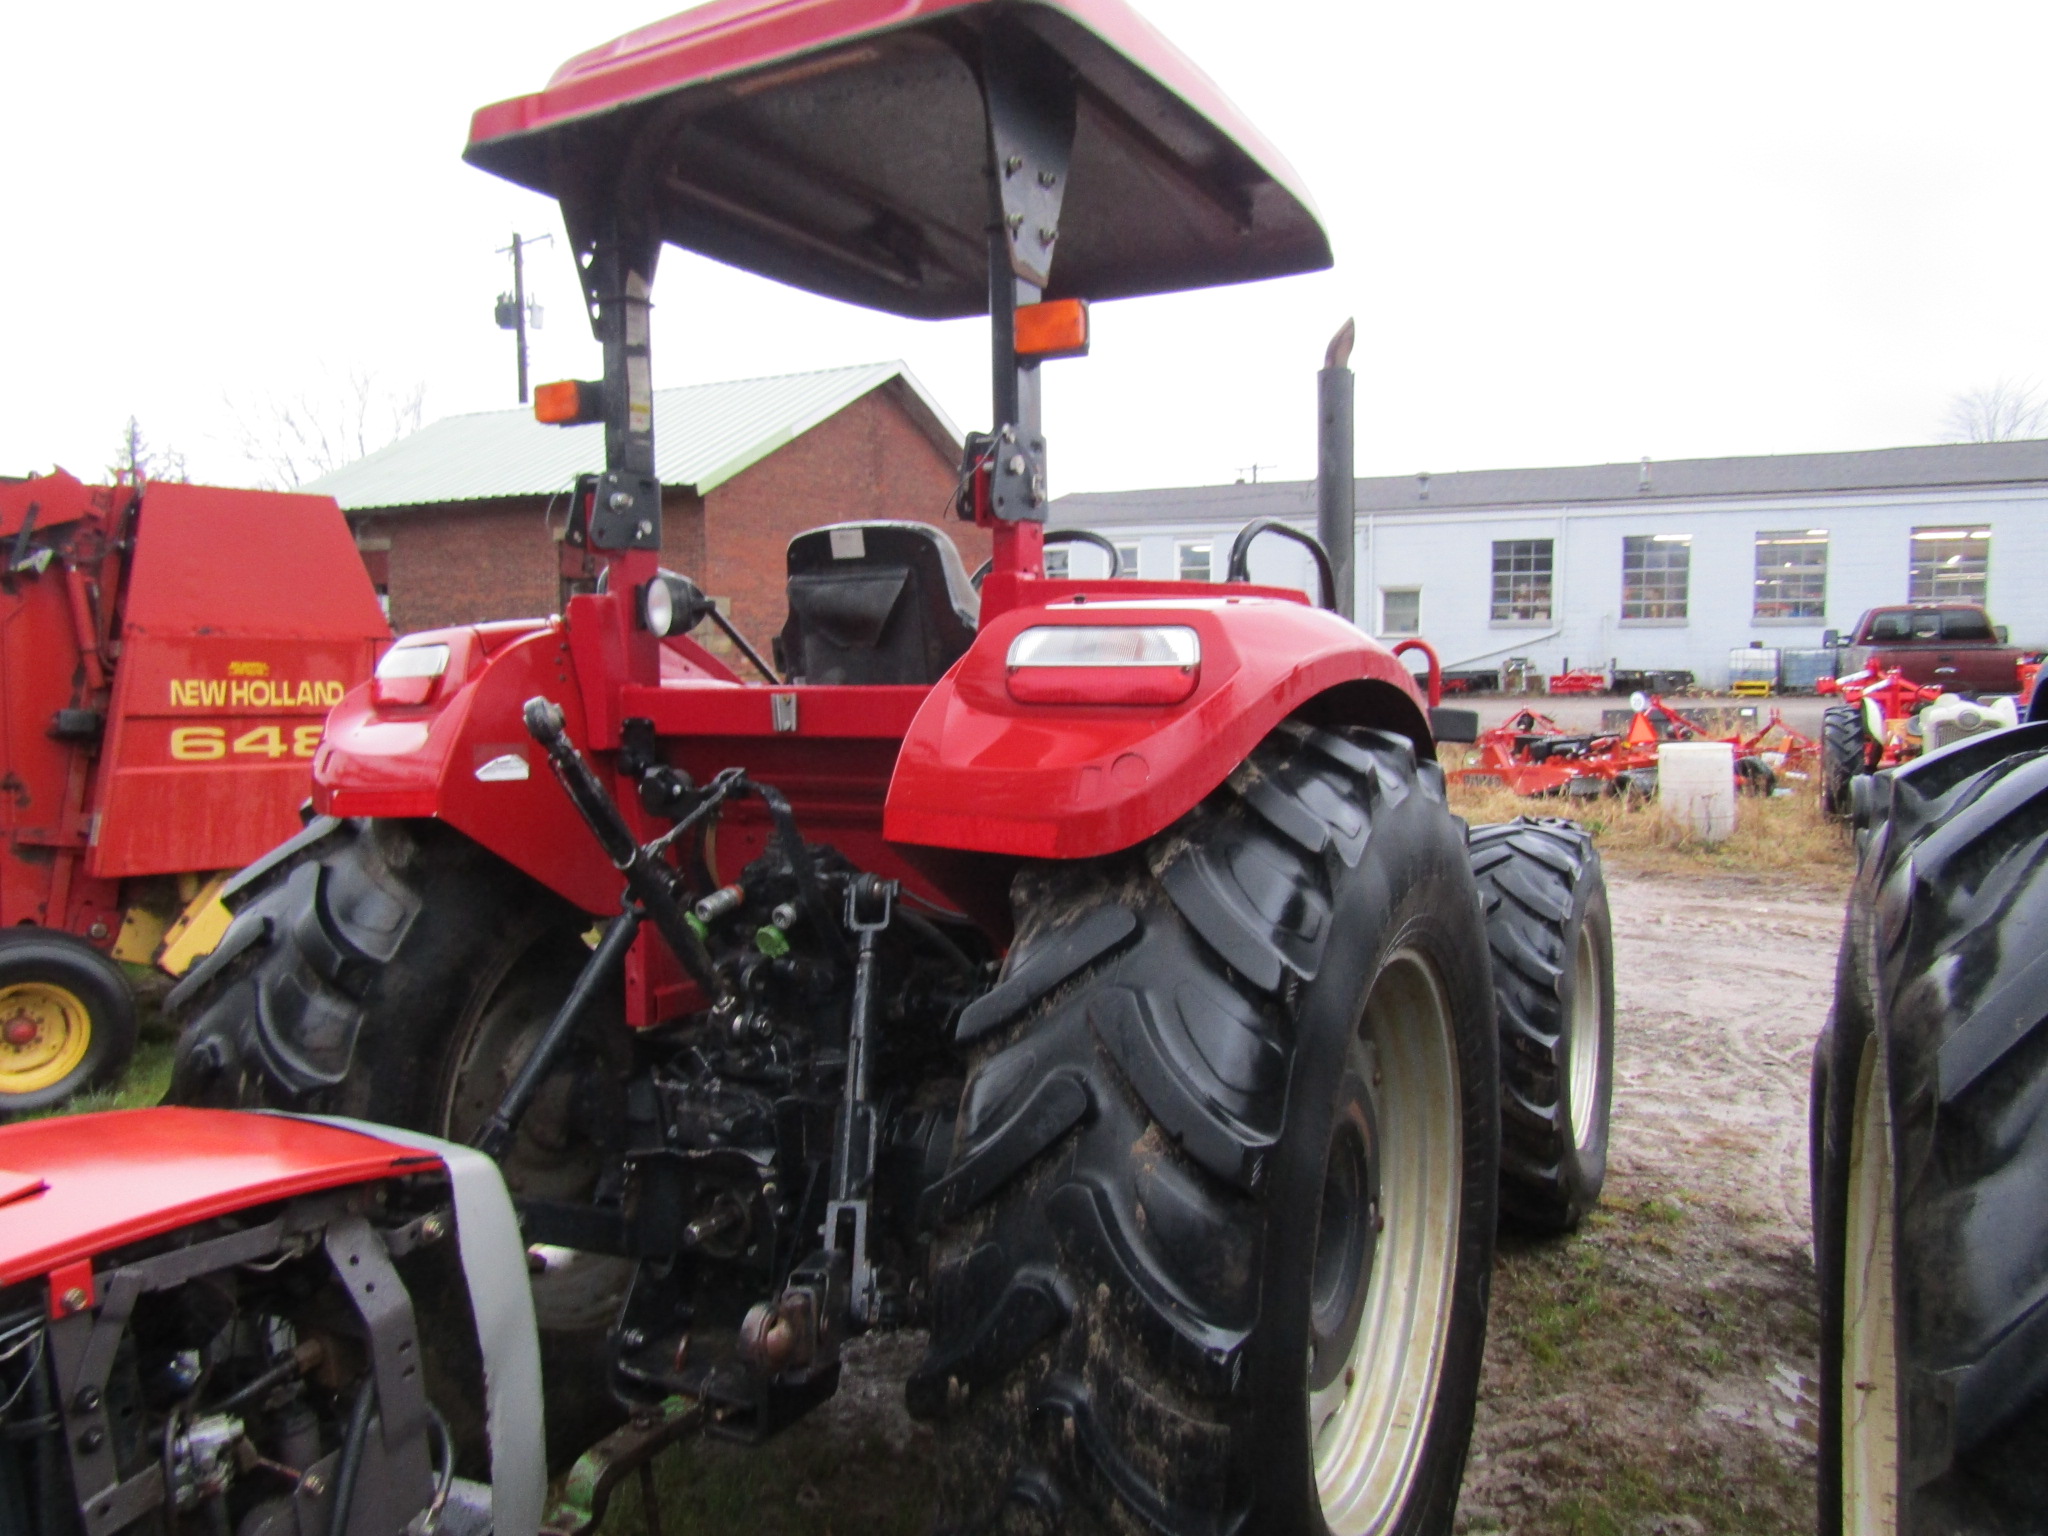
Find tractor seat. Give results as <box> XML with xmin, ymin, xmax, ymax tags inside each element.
<box><xmin>776</xmin><ymin>521</ymin><xmax>980</xmax><ymax>686</ymax></box>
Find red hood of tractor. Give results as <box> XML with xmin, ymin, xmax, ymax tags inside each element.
<box><xmin>0</xmin><ymin>1109</ymin><xmax>439</xmax><ymax>1287</ymax></box>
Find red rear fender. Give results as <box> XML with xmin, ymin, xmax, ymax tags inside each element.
<box><xmin>883</xmin><ymin>597</ymin><xmax>1429</xmax><ymax>859</ymax></box>
<box><xmin>314</xmin><ymin>620</ymin><xmax>632</xmax><ymax>912</ymax></box>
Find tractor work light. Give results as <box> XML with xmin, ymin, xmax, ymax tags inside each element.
<box><xmin>534</xmin><ymin>379</ymin><xmax>604</xmax><ymax>425</ymax></box>
<box><xmin>371</xmin><ymin>642</ymin><xmax>450</xmax><ymax>706</ymax></box>
<box><xmin>1005</xmin><ymin>624</ymin><xmax>1200</xmax><ymax>704</ymax></box>
<box><xmin>640</xmin><ymin>571</ymin><xmax>715</xmax><ymax>637</ymax></box>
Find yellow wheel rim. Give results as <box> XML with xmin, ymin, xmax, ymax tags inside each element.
<box><xmin>0</xmin><ymin>981</ymin><xmax>94</xmax><ymax>1095</ymax></box>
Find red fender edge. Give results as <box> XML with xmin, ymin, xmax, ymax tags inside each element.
<box><xmin>883</xmin><ymin>595</ymin><xmax>1430</xmax><ymax>860</ymax></box>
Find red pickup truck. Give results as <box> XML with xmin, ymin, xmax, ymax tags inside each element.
<box><xmin>1830</xmin><ymin>603</ymin><xmax>2033</xmax><ymax>695</ymax></box>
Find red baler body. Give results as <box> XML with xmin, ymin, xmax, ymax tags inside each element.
<box><xmin>0</xmin><ymin>470</ymin><xmax>388</xmax><ymax>948</ymax></box>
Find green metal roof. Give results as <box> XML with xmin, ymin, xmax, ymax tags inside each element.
<box><xmin>306</xmin><ymin>362</ymin><xmax>960</xmax><ymax>512</ymax></box>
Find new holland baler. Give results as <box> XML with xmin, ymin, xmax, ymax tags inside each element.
<box><xmin>0</xmin><ymin>470</ymin><xmax>388</xmax><ymax>1109</ymax></box>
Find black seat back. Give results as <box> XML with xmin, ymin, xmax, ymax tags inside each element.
<box><xmin>777</xmin><ymin>521</ymin><xmax>979</xmax><ymax>685</ymax></box>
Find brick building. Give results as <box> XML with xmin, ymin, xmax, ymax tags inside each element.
<box><xmin>306</xmin><ymin>363</ymin><xmax>978</xmax><ymax>656</ymax></box>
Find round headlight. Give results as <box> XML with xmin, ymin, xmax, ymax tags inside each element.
<box><xmin>642</xmin><ymin>577</ymin><xmax>676</xmax><ymax>636</ymax></box>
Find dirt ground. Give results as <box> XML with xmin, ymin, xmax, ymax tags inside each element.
<box><xmin>1453</xmin><ymin>862</ymin><xmax>1841</xmax><ymax>1535</ymax></box>
<box><xmin>623</xmin><ymin>858</ymin><xmax>1846</xmax><ymax>1535</ymax></box>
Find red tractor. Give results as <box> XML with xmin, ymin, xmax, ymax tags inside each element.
<box><xmin>165</xmin><ymin>2</ymin><xmax>1616</xmax><ymax>1530</ymax></box>
<box><xmin>0</xmin><ymin>470</ymin><xmax>386</xmax><ymax>1110</ymax></box>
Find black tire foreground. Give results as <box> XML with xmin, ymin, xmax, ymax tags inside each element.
<box><xmin>1813</xmin><ymin>721</ymin><xmax>2048</xmax><ymax>1533</ymax></box>
<box><xmin>915</xmin><ymin>723</ymin><xmax>1500</xmax><ymax>1535</ymax></box>
<box><xmin>1467</xmin><ymin>818</ymin><xmax>1614</xmax><ymax>1234</ymax></box>
<box><xmin>1821</xmin><ymin>703</ymin><xmax>1870</xmax><ymax>821</ymax></box>
<box><xmin>163</xmin><ymin>816</ymin><xmax>627</xmax><ymax>1469</ymax></box>
<box><xmin>0</xmin><ymin>929</ymin><xmax>137</xmax><ymax>1112</ymax></box>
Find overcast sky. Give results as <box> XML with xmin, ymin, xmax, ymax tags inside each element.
<box><xmin>5</xmin><ymin>2</ymin><xmax>2043</xmax><ymax>497</ymax></box>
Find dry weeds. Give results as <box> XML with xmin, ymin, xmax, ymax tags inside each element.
<box><xmin>1442</xmin><ymin>751</ymin><xmax>1856</xmax><ymax>890</ymax></box>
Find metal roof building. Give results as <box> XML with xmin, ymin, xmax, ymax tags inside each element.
<box><xmin>308</xmin><ymin>362</ymin><xmax>960</xmax><ymax>510</ymax></box>
<box><xmin>327</xmin><ymin>363</ymin><xmax>975</xmax><ymax>647</ymax></box>
<box><xmin>1050</xmin><ymin>440</ymin><xmax>2048</xmax><ymax>689</ymax></box>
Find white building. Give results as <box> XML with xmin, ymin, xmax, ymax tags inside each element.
<box><xmin>1049</xmin><ymin>441</ymin><xmax>2048</xmax><ymax>688</ymax></box>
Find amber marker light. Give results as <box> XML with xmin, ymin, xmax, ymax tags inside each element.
<box><xmin>1014</xmin><ymin>298</ymin><xmax>1090</xmax><ymax>360</ymax></box>
<box><xmin>534</xmin><ymin>380</ymin><xmax>603</xmax><ymax>425</ymax></box>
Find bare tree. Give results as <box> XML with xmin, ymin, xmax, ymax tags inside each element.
<box><xmin>1940</xmin><ymin>379</ymin><xmax>2048</xmax><ymax>443</ymax></box>
<box><xmin>231</xmin><ymin>368</ymin><xmax>427</xmax><ymax>489</ymax></box>
<box><xmin>108</xmin><ymin>416</ymin><xmax>189</xmax><ymax>484</ymax></box>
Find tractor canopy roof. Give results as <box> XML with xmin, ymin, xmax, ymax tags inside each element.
<box><xmin>465</xmin><ymin>0</ymin><xmax>1331</xmax><ymax>319</ymax></box>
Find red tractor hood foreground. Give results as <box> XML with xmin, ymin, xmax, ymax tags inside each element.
<box><xmin>0</xmin><ymin>1108</ymin><xmax>436</xmax><ymax>1287</ymax></box>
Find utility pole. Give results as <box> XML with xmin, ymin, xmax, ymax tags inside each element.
<box><xmin>495</xmin><ymin>232</ymin><xmax>552</xmax><ymax>403</ymax></box>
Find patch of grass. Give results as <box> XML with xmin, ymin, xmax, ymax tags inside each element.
<box><xmin>1443</xmin><ymin>750</ymin><xmax>1854</xmax><ymax>889</ymax></box>
<box><xmin>592</xmin><ymin>1427</ymin><xmax>934</xmax><ymax>1536</ymax></box>
<box><xmin>1475</xmin><ymin>1189</ymin><xmax>1819</xmax><ymax>1536</ymax></box>
<box><xmin>42</xmin><ymin>1035</ymin><xmax>176</xmax><ymax>1118</ymax></box>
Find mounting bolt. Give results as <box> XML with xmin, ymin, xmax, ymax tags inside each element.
<box><xmin>1004</xmin><ymin>155</ymin><xmax>1022</xmax><ymax>175</ymax></box>
<box><xmin>1006</xmin><ymin>455</ymin><xmax>1027</xmax><ymax>475</ymax></box>
<box><xmin>86</xmin><ymin>921</ymin><xmax>108</xmax><ymax>941</ymax></box>
<box><xmin>59</xmin><ymin>1287</ymin><xmax>88</xmax><ymax>1315</ymax></box>
<box><xmin>1036</xmin><ymin>227</ymin><xmax>1057</xmax><ymax>245</ymax></box>
<box><xmin>636</xmin><ymin>519</ymin><xmax>653</xmax><ymax>538</ymax></box>
<box><xmin>419</xmin><ymin>1214</ymin><xmax>448</xmax><ymax>1244</ymax></box>
<box><xmin>72</xmin><ymin>1388</ymin><xmax>99</xmax><ymax>1414</ymax></box>
<box><xmin>1006</xmin><ymin>213</ymin><xmax>1023</xmax><ymax>232</ymax></box>
<box><xmin>1037</xmin><ymin>169</ymin><xmax>1057</xmax><ymax>187</ymax></box>
<box><xmin>302</xmin><ymin>1473</ymin><xmax>326</xmax><ymax>1498</ymax></box>
<box><xmin>620</xmin><ymin>1329</ymin><xmax>646</xmax><ymax>1351</ymax></box>
<box><xmin>76</xmin><ymin>1428</ymin><xmax>104</xmax><ymax>1454</ymax></box>
<box><xmin>608</xmin><ymin>490</ymin><xmax>635</xmax><ymax>511</ymax></box>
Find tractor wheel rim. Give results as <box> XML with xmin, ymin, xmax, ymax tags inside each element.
<box><xmin>1312</xmin><ymin>948</ymin><xmax>1462</xmax><ymax>1535</ymax></box>
<box><xmin>1568</xmin><ymin>922</ymin><xmax>1603</xmax><ymax>1152</ymax></box>
<box><xmin>1842</xmin><ymin>1035</ymin><xmax>1900</xmax><ymax>1535</ymax></box>
<box><xmin>440</xmin><ymin>968</ymin><xmax>633</xmax><ymax>1333</ymax></box>
<box><xmin>0</xmin><ymin>982</ymin><xmax>93</xmax><ymax>1095</ymax></box>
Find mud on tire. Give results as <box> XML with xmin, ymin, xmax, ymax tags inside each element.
<box><xmin>165</xmin><ymin>814</ymin><xmax>628</xmax><ymax>1467</ymax></box>
<box><xmin>915</xmin><ymin>723</ymin><xmax>1499</xmax><ymax>1535</ymax></box>
<box><xmin>1813</xmin><ymin>722</ymin><xmax>2048</xmax><ymax>1532</ymax></box>
<box><xmin>1467</xmin><ymin>817</ymin><xmax>1613</xmax><ymax>1234</ymax></box>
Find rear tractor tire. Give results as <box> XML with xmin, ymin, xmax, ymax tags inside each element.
<box><xmin>0</xmin><ymin>929</ymin><xmax>138</xmax><ymax>1114</ymax></box>
<box><xmin>165</xmin><ymin>816</ymin><xmax>631</xmax><ymax>1467</ymax></box>
<box><xmin>916</xmin><ymin>722</ymin><xmax>1500</xmax><ymax>1535</ymax></box>
<box><xmin>1466</xmin><ymin>818</ymin><xmax>1614</xmax><ymax>1234</ymax></box>
<box><xmin>1814</xmin><ymin>722</ymin><xmax>2048</xmax><ymax>1532</ymax></box>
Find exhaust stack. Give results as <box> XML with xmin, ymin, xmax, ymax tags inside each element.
<box><xmin>1317</xmin><ymin>319</ymin><xmax>1357</xmax><ymax>621</ymax></box>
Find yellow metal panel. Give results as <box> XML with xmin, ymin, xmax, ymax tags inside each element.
<box><xmin>111</xmin><ymin>904</ymin><xmax>170</xmax><ymax>966</ymax></box>
<box><xmin>157</xmin><ymin>874</ymin><xmax>234</xmax><ymax>978</ymax></box>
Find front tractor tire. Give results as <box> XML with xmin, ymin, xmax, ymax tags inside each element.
<box><xmin>916</xmin><ymin>723</ymin><xmax>1499</xmax><ymax>1535</ymax></box>
<box><xmin>1822</xmin><ymin>702</ymin><xmax>1873</xmax><ymax>820</ymax></box>
<box><xmin>1467</xmin><ymin>818</ymin><xmax>1614</xmax><ymax>1233</ymax></box>
<box><xmin>165</xmin><ymin>816</ymin><xmax>629</xmax><ymax>1465</ymax></box>
<box><xmin>0</xmin><ymin>929</ymin><xmax>138</xmax><ymax>1113</ymax></box>
<box><xmin>1814</xmin><ymin>723</ymin><xmax>2048</xmax><ymax>1533</ymax></box>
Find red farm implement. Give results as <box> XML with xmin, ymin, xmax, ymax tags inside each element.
<box><xmin>63</xmin><ymin>2</ymin><xmax>1624</xmax><ymax>1532</ymax></box>
<box><xmin>1450</xmin><ymin>693</ymin><xmax>1815</xmax><ymax>799</ymax></box>
<box><xmin>0</xmin><ymin>470</ymin><xmax>386</xmax><ymax>1108</ymax></box>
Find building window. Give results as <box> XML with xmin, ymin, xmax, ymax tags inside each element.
<box><xmin>1042</xmin><ymin>544</ymin><xmax>1070</xmax><ymax>579</ymax></box>
<box><xmin>1752</xmin><ymin>530</ymin><xmax>1828</xmax><ymax>621</ymax></box>
<box><xmin>1621</xmin><ymin>534</ymin><xmax>1690</xmax><ymax>621</ymax></box>
<box><xmin>1490</xmin><ymin>539</ymin><xmax>1553</xmax><ymax>622</ymax></box>
<box><xmin>1114</xmin><ymin>541</ymin><xmax>1141</xmax><ymax>578</ymax></box>
<box><xmin>1909</xmin><ymin>525</ymin><xmax>1990</xmax><ymax>603</ymax></box>
<box><xmin>1177</xmin><ymin>540</ymin><xmax>1213</xmax><ymax>582</ymax></box>
<box><xmin>1380</xmin><ymin>587</ymin><xmax>1421</xmax><ymax>636</ymax></box>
